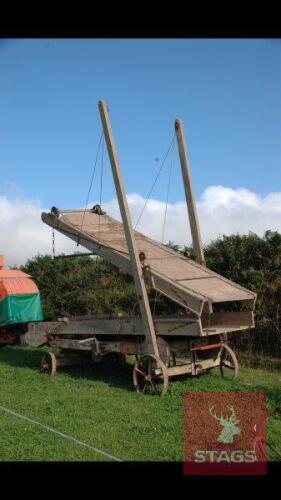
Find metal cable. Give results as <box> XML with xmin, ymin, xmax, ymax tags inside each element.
<box><xmin>153</xmin><ymin>158</ymin><xmax>173</xmax><ymax>317</ymax></box>
<box><xmin>98</xmin><ymin>136</ymin><xmax>104</xmax><ymax>244</ymax></box>
<box><xmin>79</xmin><ymin>131</ymin><xmax>104</xmax><ymax>236</ymax></box>
<box><xmin>134</xmin><ymin>132</ymin><xmax>176</xmax><ymax>230</ymax></box>
<box><xmin>161</xmin><ymin>158</ymin><xmax>173</xmax><ymax>244</ymax></box>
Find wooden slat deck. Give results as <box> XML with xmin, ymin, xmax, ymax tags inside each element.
<box><xmin>42</xmin><ymin>209</ymin><xmax>256</xmax><ymax>317</ymax></box>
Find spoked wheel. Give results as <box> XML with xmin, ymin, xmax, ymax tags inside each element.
<box><xmin>41</xmin><ymin>352</ymin><xmax>57</xmax><ymax>376</ymax></box>
<box><xmin>133</xmin><ymin>354</ymin><xmax>169</xmax><ymax>396</ymax></box>
<box><xmin>219</xmin><ymin>344</ymin><xmax>239</xmax><ymax>381</ymax></box>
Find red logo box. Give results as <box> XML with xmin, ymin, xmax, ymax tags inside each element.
<box><xmin>183</xmin><ymin>392</ymin><xmax>267</xmax><ymax>476</ymax></box>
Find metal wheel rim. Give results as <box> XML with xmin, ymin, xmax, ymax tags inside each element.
<box><xmin>133</xmin><ymin>354</ymin><xmax>169</xmax><ymax>396</ymax></box>
<box><xmin>219</xmin><ymin>344</ymin><xmax>239</xmax><ymax>381</ymax></box>
<box><xmin>41</xmin><ymin>352</ymin><xmax>57</xmax><ymax>376</ymax></box>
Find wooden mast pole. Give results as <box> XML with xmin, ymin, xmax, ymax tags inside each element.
<box><xmin>175</xmin><ymin>119</ymin><xmax>205</xmax><ymax>266</ymax></box>
<box><xmin>98</xmin><ymin>100</ymin><xmax>159</xmax><ymax>357</ymax></box>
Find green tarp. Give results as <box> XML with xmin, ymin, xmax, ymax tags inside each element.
<box><xmin>0</xmin><ymin>293</ymin><xmax>43</xmax><ymax>327</ymax></box>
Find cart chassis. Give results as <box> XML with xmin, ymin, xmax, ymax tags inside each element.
<box><xmin>41</xmin><ymin>329</ymin><xmax>239</xmax><ymax>396</ymax></box>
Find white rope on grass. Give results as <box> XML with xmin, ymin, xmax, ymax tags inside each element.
<box><xmin>0</xmin><ymin>405</ymin><xmax>122</xmax><ymax>462</ymax></box>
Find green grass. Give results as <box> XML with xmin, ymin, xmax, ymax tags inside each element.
<box><xmin>0</xmin><ymin>345</ymin><xmax>281</xmax><ymax>461</ymax></box>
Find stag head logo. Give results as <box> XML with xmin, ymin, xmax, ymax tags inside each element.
<box><xmin>209</xmin><ymin>405</ymin><xmax>241</xmax><ymax>444</ymax></box>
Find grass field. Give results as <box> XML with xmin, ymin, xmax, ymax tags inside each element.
<box><xmin>0</xmin><ymin>345</ymin><xmax>280</xmax><ymax>461</ymax></box>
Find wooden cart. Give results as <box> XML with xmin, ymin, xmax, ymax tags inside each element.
<box><xmin>41</xmin><ymin>100</ymin><xmax>256</xmax><ymax>395</ymax></box>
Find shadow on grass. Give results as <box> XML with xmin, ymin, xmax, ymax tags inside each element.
<box><xmin>0</xmin><ymin>345</ymin><xmax>134</xmax><ymax>392</ymax></box>
<box><xmin>0</xmin><ymin>346</ymin><xmax>213</xmax><ymax>396</ymax></box>
<box><xmin>1</xmin><ymin>346</ymin><xmax>281</xmax><ymax>404</ymax></box>
<box><xmin>65</xmin><ymin>361</ymin><xmax>134</xmax><ymax>392</ymax></box>
<box><xmin>0</xmin><ymin>345</ymin><xmax>44</xmax><ymax>370</ymax></box>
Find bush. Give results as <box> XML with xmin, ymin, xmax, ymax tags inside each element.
<box><xmin>204</xmin><ymin>230</ymin><xmax>281</xmax><ymax>357</ymax></box>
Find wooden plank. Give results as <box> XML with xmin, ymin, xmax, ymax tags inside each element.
<box><xmin>53</xmin><ymin>317</ymin><xmax>202</xmax><ymax>337</ymax></box>
<box><xmin>56</xmin><ymin>318</ymin><xmax>143</xmax><ymax>336</ymax></box>
<box><xmin>178</xmin><ymin>277</ymin><xmax>253</xmax><ymax>302</ymax></box>
<box><xmin>175</xmin><ymin>119</ymin><xmax>205</xmax><ymax>266</ymax></box>
<box><xmin>101</xmin><ymin>341</ymin><xmax>140</xmax><ymax>355</ymax></box>
<box><xmin>152</xmin><ymin>273</ymin><xmax>206</xmax><ymax>315</ymax></box>
<box><xmin>203</xmin><ymin>311</ymin><xmax>255</xmax><ymax>328</ymax></box>
<box><xmin>24</xmin><ymin>330</ymin><xmax>48</xmax><ymax>347</ymax></box>
<box><xmin>98</xmin><ymin>100</ymin><xmax>159</xmax><ymax>358</ymax></box>
<box><xmin>50</xmin><ymin>339</ymin><xmax>92</xmax><ymax>351</ymax></box>
<box><xmin>195</xmin><ymin>358</ymin><xmax>221</xmax><ymax>371</ymax></box>
<box><xmin>166</xmin><ymin>358</ymin><xmax>220</xmax><ymax>377</ymax></box>
<box><xmin>166</xmin><ymin>364</ymin><xmax>192</xmax><ymax>376</ymax></box>
<box><xmin>203</xmin><ymin>326</ymin><xmax>252</xmax><ymax>334</ymax></box>
<box><xmin>155</xmin><ymin>319</ymin><xmax>202</xmax><ymax>336</ymax></box>
<box><xmin>27</xmin><ymin>321</ymin><xmax>62</xmax><ymax>333</ymax></box>
<box><xmin>41</xmin><ymin>213</ymin><xmax>132</xmax><ymax>274</ymax></box>
<box><xmin>25</xmin><ymin>321</ymin><xmax>64</xmax><ymax>347</ymax></box>
<box><xmin>148</xmin><ymin>257</ymin><xmax>209</xmax><ymax>280</ymax></box>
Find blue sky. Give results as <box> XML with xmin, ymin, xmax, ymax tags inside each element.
<box><xmin>0</xmin><ymin>38</ymin><xmax>280</xmax><ymax>210</ymax></box>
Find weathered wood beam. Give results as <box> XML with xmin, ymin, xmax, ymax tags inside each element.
<box><xmin>175</xmin><ymin>119</ymin><xmax>205</xmax><ymax>266</ymax></box>
<box><xmin>98</xmin><ymin>100</ymin><xmax>159</xmax><ymax>357</ymax></box>
<box><xmin>202</xmin><ymin>310</ymin><xmax>255</xmax><ymax>329</ymax></box>
<box><xmin>52</xmin><ymin>316</ymin><xmax>203</xmax><ymax>337</ymax></box>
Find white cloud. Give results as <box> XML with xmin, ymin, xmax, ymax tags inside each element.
<box><xmin>0</xmin><ymin>195</ymin><xmax>77</xmax><ymax>268</ymax></box>
<box><xmin>1</xmin><ymin>185</ymin><xmax>281</xmax><ymax>267</ymax></box>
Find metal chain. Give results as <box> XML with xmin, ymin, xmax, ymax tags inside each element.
<box><xmin>52</xmin><ymin>228</ymin><xmax>56</xmax><ymax>258</ymax></box>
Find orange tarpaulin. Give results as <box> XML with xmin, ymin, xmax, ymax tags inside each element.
<box><xmin>0</xmin><ymin>256</ymin><xmax>39</xmax><ymax>300</ymax></box>
<box><xmin>0</xmin><ymin>270</ymin><xmax>31</xmax><ymax>279</ymax></box>
<box><xmin>0</xmin><ymin>256</ymin><xmax>43</xmax><ymax>326</ymax></box>
<box><xmin>0</xmin><ymin>277</ymin><xmax>39</xmax><ymax>300</ymax></box>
